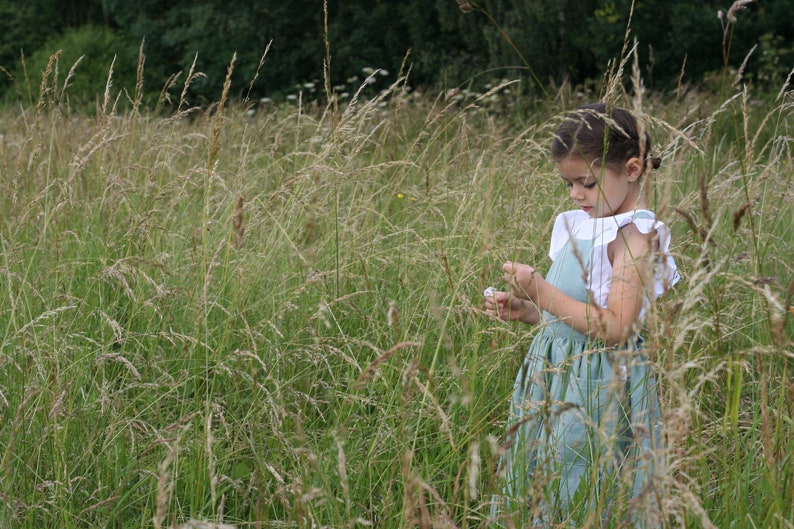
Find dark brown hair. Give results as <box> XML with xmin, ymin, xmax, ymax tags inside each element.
<box><xmin>551</xmin><ymin>103</ymin><xmax>661</xmax><ymax>174</ymax></box>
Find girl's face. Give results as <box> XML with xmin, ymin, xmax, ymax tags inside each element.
<box><xmin>556</xmin><ymin>156</ymin><xmax>642</xmax><ymax>217</ymax></box>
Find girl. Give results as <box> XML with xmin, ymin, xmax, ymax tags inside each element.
<box><xmin>485</xmin><ymin>103</ymin><xmax>679</xmax><ymax>527</ymax></box>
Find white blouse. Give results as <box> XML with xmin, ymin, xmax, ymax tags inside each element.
<box><xmin>549</xmin><ymin>209</ymin><xmax>680</xmax><ymax>318</ymax></box>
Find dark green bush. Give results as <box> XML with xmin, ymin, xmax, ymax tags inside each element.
<box><xmin>1</xmin><ymin>0</ymin><xmax>792</xmax><ymax>106</ymax></box>
<box><xmin>7</xmin><ymin>25</ymin><xmax>139</xmax><ymax>108</ymax></box>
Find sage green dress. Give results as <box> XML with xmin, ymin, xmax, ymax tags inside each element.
<box><xmin>493</xmin><ymin>209</ymin><xmax>679</xmax><ymax>528</ymax></box>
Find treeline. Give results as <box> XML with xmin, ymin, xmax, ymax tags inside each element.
<box><xmin>0</xmin><ymin>0</ymin><xmax>791</xmax><ymax>107</ymax></box>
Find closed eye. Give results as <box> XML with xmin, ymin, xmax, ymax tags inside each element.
<box><xmin>563</xmin><ymin>180</ymin><xmax>596</xmax><ymax>189</ymax></box>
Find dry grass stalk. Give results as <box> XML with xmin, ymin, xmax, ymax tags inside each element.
<box><xmin>630</xmin><ymin>39</ymin><xmax>652</xmax><ymax>199</ymax></box>
<box><xmin>47</xmin><ymin>388</ymin><xmax>67</xmax><ymax>422</ymax></box>
<box><xmin>243</xmin><ymin>40</ymin><xmax>272</xmax><ymax>106</ymax></box>
<box><xmin>206</xmin><ymin>411</ymin><xmax>217</xmax><ymax>508</ymax></box>
<box><xmin>602</xmin><ymin>16</ymin><xmax>637</xmax><ymax>105</ymax></box>
<box><xmin>699</xmin><ymin>169</ymin><xmax>713</xmax><ymax>231</ymax></box>
<box><xmin>13</xmin><ymin>305</ymin><xmax>77</xmax><ymax>337</ymax></box>
<box><xmin>354</xmin><ymin>341</ymin><xmax>422</xmax><ymax>389</ymax></box>
<box><xmin>202</xmin><ymin>238</ymin><xmax>226</xmax><ymax>314</ymax></box>
<box><xmin>335</xmin><ymin>435</ymin><xmax>350</xmax><ymax>513</ymax></box>
<box><xmin>673</xmin><ymin>206</ymin><xmax>714</xmax><ymax>247</ymax></box>
<box><xmin>732</xmin><ymin>200</ymin><xmax>753</xmax><ymax>231</ymax></box>
<box><xmin>97</xmin><ymin>353</ymin><xmax>142</xmax><ymax>382</ymax></box>
<box><xmin>153</xmin><ymin>426</ymin><xmax>189</xmax><ymax>529</ymax></box>
<box><xmin>132</xmin><ymin>38</ymin><xmax>146</xmax><ymax>118</ymax></box>
<box><xmin>33</xmin><ymin>50</ymin><xmax>61</xmax><ymax>128</ymax></box>
<box><xmin>733</xmin><ymin>44</ymin><xmax>757</xmax><ymax>88</ymax></box>
<box><xmin>387</xmin><ymin>300</ymin><xmax>402</xmax><ymax>342</ymax></box>
<box><xmin>468</xmin><ymin>441</ymin><xmax>480</xmax><ymax>501</ymax></box>
<box><xmin>208</xmin><ymin>53</ymin><xmax>236</xmax><ymax>176</ymax></box>
<box><xmin>100</xmin><ymin>54</ymin><xmax>116</xmax><ymax>118</ymax></box>
<box><xmin>413</xmin><ymin>377</ymin><xmax>455</xmax><ymax>447</ymax></box>
<box><xmin>322</xmin><ymin>0</ymin><xmax>338</xmax><ymax>128</ymax></box>
<box><xmin>726</xmin><ymin>0</ymin><xmax>756</xmax><ymax>23</ymax></box>
<box><xmin>173</xmin><ymin>522</ymin><xmax>236</xmax><ymax>529</ymax></box>
<box><xmin>59</xmin><ymin>56</ymin><xmax>84</xmax><ymax>103</ymax></box>
<box><xmin>456</xmin><ymin>0</ymin><xmax>473</xmax><ymax>13</ymax></box>
<box><xmin>178</xmin><ymin>53</ymin><xmax>204</xmax><ymax>112</ymax></box>
<box><xmin>232</xmin><ymin>194</ymin><xmax>244</xmax><ymax>250</ymax></box>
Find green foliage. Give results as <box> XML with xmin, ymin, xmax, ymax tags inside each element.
<box><xmin>6</xmin><ymin>25</ymin><xmax>139</xmax><ymax>107</ymax></box>
<box><xmin>475</xmin><ymin>0</ymin><xmax>601</xmax><ymax>88</ymax></box>
<box><xmin>754</xmin><ymin>32</ymin><xmax>794</xmax><ymax>88</ymax></box>
<box><xmin>0</xmin><ymin>0</ymin><xmax>107</xmax><ymax>92</ymax></box>
<box><xmin>2</xmin><ymin>0</ymin><xmax>794</xmax><ymax>104</ymax></box>
<box><xmin>104</xmin><ymin>0</ymin><xmax>305</xmax><ymax>104</ymax></box>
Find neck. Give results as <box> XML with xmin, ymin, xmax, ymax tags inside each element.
<box><xmin>612</xmin><ymin>186</ymin><xmax>645</xmax><ymax>215</ymax></box>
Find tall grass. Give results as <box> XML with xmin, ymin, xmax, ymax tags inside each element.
<box><xmin>0</xmin><ymin>46</ymin><xmax>792</xmax><ymax>529</ymax></box>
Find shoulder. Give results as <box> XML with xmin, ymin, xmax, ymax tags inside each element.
<box><xmin>611</xmin><ymin>209</ymin><xmax>669</xmax><ymax>244</ymax></box>
<box><xmin>608</xmin><ymin>210</ymin><xmax>660</xmax><ymax>264</ymax></box>
<box><xmin>619</xmin><ymin>209</ymin><xmax>667</xmax><ymax>232</ymax></box>
<box><xmin>612</xmin><ymin>222</ymin><xmax>656</xmax><ymax>255</ymax></box>
<box><xmin>606</xmin><ymin>210</ymin><xmax>681</xmax><ymax>294</ymax></box>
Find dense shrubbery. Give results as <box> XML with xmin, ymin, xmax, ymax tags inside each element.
<box><xmin>0</xmin><ymin>0</ymin><xmax>791</xmax><ymax>107</ymax></box>
<box><xmin>7</xmin><ymin>25</ymin><xmax>138</xmax><ymax>107</ymax></box>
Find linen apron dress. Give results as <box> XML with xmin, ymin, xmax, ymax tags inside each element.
<box><xmin>493</xmin><ymin>209</ymin><xmax>679</xmax><ymax>528</ymax></box>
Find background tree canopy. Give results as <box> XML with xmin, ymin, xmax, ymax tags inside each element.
<box><xmin>0</xmin><ymin>0</ymin><xmax>791</xmax><ymax>106</ymax></box>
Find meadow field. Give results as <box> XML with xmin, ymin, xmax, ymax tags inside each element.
<box><xmin>0</xmin><ymin>53</ymin><xmax>792</xmax><ymax>528</ymax></box>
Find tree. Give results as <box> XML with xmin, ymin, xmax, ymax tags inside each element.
<box><xmin>2</xmin><ymin>0</ymin><xmax>792</xmax><ymax>105</ymax></box>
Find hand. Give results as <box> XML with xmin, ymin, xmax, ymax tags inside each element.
<box><xmin>502</xmin><ymin>261</ymin><xmax>542</xmax><ymax>300</ymax></box>
<box><xmin>484</xmin><ymin>289</ymin><xmax>540</xmax><ymax>324</ymax></box>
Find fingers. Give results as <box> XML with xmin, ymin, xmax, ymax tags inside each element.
<box><xmin>501</xmin><ymin>262</ymin><xmax>517</xmax><ymax>290</ymax></box>
<box><xmin>483</xmin><ymin>289</ymin><xmax>514</xmax><ymax>320</ymax></box>
<box><xmin>485</xmin><ymin>261</ymin><xmax>538</xmax><ymax>320</ymax></box>
<box><xmin>500</xmin><ymin>261</ymin><xmax>538</xmax><ymax>298</ymax></box>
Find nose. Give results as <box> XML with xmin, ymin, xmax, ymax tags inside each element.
<box><xmin>569</xmin><ymin>183</ymin><xmax>584</xmax><ymax>201</ymax></box>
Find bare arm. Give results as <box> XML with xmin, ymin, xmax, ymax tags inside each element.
<box><xmin>505</xmin><ymin>224</ymin><xmax>655</xmax><ymax>346</ymax></box>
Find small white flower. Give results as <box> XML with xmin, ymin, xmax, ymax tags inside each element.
<box><xmin>483</xmin><ymin>286</ymin><xmax>497</xmax><ymax>298</ymax></box>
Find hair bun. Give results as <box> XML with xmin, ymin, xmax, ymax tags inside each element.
<box><xmin>648</xmin><ymin>155</ymin><xmax>661</xmax><ymax>170</ymax></box>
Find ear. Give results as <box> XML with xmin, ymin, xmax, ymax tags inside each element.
<box><xmin>624</xmin><ymin>157</ymin><xmax>644</xmax><ymax>182</ymax></box>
